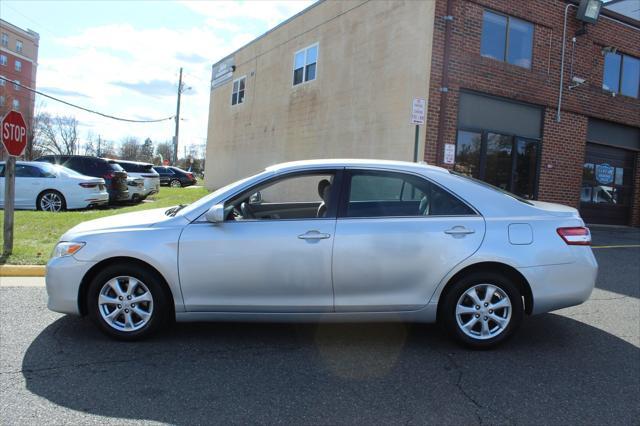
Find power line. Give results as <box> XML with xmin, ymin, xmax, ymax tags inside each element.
<box><xmin>0</xmin><ymin>76</ymin><xmax>175</xmax><ymax>123</ymax></box>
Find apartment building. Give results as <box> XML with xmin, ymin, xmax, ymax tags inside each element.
<box><xmin>0</xmin><ymin>19</ymin><xmax>39</xmax><ymax>160</ymax></box>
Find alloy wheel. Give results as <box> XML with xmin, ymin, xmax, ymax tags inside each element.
<box><xmin>170</xmin><ymin>180</ymin><xmax>181</xmax><ymax>188</ymax></box>
<box><xmin>40</xmin><ymin>192</ymin><xmax>63</xmax><ymax>212</ymax></box>
<box><xmin>98</xmin><ymin>276</ymin><xmax>154</xmax><ymax>332</ymax></box>
<box><xmin>455</xmin><ymin>283</ymin><xmax>512</xmax><ymax>340</ymax></box>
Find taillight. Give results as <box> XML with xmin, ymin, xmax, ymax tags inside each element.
<box><xmin>79</xmin><ymin>182</ymin><xmax>98</xmax><ymax>188</ymax></box>
<box><xmin>186</xmin><ymin>173</ymin><xmax>194</xmax><ymax>180</ymax></box>
<box><xmin>557</xmin><ymin>227</ymin><xmax>591</xmax><ymax>246</ymax></box>
<box><xmin>103</xmin><ymin>172</ymin><xmax>115</xmax><ymax>180</ymax></box>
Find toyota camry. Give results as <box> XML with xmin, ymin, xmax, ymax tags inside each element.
<box><xmin>46</xmin><ymin>159</ymin><xmax>597</xmax><ymax>348</ymax></box>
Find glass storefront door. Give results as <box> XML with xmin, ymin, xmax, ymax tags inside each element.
<box><xmin>455</xmin><ymin>130</ymin><xmax>540</xmax><ymax>199</ymax></box>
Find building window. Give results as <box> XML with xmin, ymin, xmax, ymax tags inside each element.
<box><xmin>1</xmin><ymin>33</ymin><xmax>7</xmax><ymax>47</ymax></box>
<box><xmin>12</xmin><ymin>99</ymin><xmax>19</xmax><ymax>110</ymax></box>
<box><xmin>481</xmin><ymin>10</ymin><xmax>533</xmax><ymax>69</ymax></box>
<box><xmin>16</xmin><ymin>40</ymin><xmax>23</xmax><ymax>53</ymax></box>
<box><xmin>231</xmin><ymin>76</ymin><xmax>246</xmax><ymax>105</ymax></box>
<box><xmin>0</xmin><ymin>55</ymin><xmax>6</xmax><ymax>66</ymax></box>
<box><xmin>293</xmin><ymin>43</ymin><xmax>318</xmax><ymax>85</ymax></box>
<box><xmin>603</xmin><ymin>52</ymin><xmax>639</xmax><ymax>98</ymax></box>
<box><xmin>15</xmin><ymin>60</ymin><xmax>21</xmax><ymax>72</ymax></box>
<box><xmin>14</xmin><ymin>80</ymin><xmax>20</xmax><ymax>91</ymax></box>
<box><xmin>0</xmin><ymin>95</ymin><xmax>4</xmax><ymax>106</ymax></box>
<box><xmin>0</xmin><ymin>76</ymin><xmax>5</xmax><ymax>86</ymax></box>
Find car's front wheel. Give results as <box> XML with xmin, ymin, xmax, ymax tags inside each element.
<box><xmin>441</xmin><ymin>272</ymin><xmax>523</xmax><ymax>349</ymax></box>
<box><xmin>87</xmin><ymin>264</ymin><xmax>170</xmax><ymax>340</ymax></box>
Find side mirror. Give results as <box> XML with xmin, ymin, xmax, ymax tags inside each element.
<box><xmin>205</xmin><ymin>203</ymin><xmax>225</xmax><ymax>223</ymax></box>
<box><xmin>249</xmin><ymin>191</ymin><xmax>262</xmax><ymax>205</ymax></box>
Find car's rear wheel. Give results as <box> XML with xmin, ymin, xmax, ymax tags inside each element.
<box><xmin>37</xmin><ymin>190</ymin><xmax>66</xmax><ymax>212</ymax></box>
<box><xmin>170</xmin><ymin>179</ymin><xmax>182</xmax><ymax>188</ymax></box>
<box><xmin>87</xmin><ymin>264</ymin><xmax>169</xmax><ymax>341</ymax></box>
<box><xmin>441</xmin><ymin>272</ymin><xmax>523</xmax><ymax>349</ymax></box>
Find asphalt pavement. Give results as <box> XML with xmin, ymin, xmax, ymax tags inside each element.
<box><xmin>0</xmin><ymin>226</ymin><xmax>638</xmax><ymax>425</ymax></box>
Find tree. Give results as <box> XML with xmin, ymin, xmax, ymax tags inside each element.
<box><xmin>140</xmin><ymin>138</ymin><xmax>154</xmax><ymax>163</ymax></box>
<box><xmin>33</xmin><ymin>113</ymin><xmax>79</xmax><ymax>156</ymax></box>
<box><xmin>83</xmin><ymin>132</ymin><xmax>98</xmax><ymax>156</ymax></box>
<box><xmin>100</xmin><ymin>140</ymin><xmax>117</xmax><ymax>158</ymax></box>
<box><xmin>119</xmin><ymin>137</ymin><xmax>140</xmax><ymax>161</ymax></box>
<box><xmin>155</xmin><ymin>141</ymin><xmax>173</xmax><ymax>165</ymax></box>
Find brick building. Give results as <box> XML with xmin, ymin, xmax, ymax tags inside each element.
<box><xmin>205</xmin><ymin>0</ymin><xmax>639</xmax><ymax>226</ymax></box>
<box><xmin>425</xmin><ymin>0</ymin><xmax>639</xmax><ymax>226</ymax></box>
<box><xmin>0</xmin><ymin>19</ymin><xmax>39</xmax><ymax>160</ymax></box>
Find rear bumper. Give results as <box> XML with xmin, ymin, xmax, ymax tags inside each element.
<box><xmin>46</xmin><ymin>256</ymin><xmax>97</xmax><ymax>315</ymax></box>
<box><xmin>519</xmin><ymin>248</ymin><xmax>598</xmax><ymax>315</ymax></box>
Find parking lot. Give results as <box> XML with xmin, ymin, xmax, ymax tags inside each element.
<box><xmin>0</xmin><ymin>227</ymin><xmax>638</xmax><ymax>425</ymax></box>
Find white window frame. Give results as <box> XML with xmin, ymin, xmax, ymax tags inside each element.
<box><xmin>14</xmin><ymin>80</ymin><xmax>20</xmax><ymax>91</ymax></box>
<box><xmin>12</xmin><ymin>98</ymin><xmax>19</xmax><ymax>109</ymax></box>
<box><xmin>1</xmin><ymin>33</ymin><xmax>8</xmax><ymax>47</ymax></box>
<box><xmin>231</xmin><ymin>75</ymin><xmax>246</xmax><ymax>106</ymax></box>
<box><xmin>0</xmin><ymin>55</ymin><xmax>7</xmax><ymax>66</ymax></box>
<box><xmin>0</xmin><ymin>76</ymin><xmax>5</xmax><ymax>86</ymax></box>
<box><xmin>292</xmin><ymin>42</ymin><xmax>319</xmax><ymax>87</ymax></box>
<box><xmin>15</xmin><ymin>60</ymin><xmax>21</xmax><ymax>72</ymax></box>
<box><xmin>16</xmin><ymin>40</ymin><xmax>23</xmax><ymax>53</ymax></box>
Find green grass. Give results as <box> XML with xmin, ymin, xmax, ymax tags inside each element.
<box><xmin>0</xmin><ymin>187</ymin><xmax>209</xmax><ymax>265</ymax></box>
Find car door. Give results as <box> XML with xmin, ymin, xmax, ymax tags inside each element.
<box><xmin>332</xmin><ymin>169</ymin><xmax>485</xmax><ymax>312</ymax></box>
<box><xmin>178</xmin><ymin>169</ymin><xmax>342</xmax><ymax>312</ymax></box>
<box><xmin>14</xmin><ymin>164</ymin><xmax>46</xmax><ymax>209</ymax></box>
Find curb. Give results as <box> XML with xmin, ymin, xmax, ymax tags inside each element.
<box><xmin>0</xmin><ymin>265</ymin><xmax>46</xmax><ymax>277</ymax></box>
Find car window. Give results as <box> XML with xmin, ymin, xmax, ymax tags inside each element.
<box><xmin>34</xmin><ymin>162</ymin><xmax>58</xmax><ymax>177</ymax></box>
<box><xmin>343</xmin><ymin>171</ymin><xmax>474</xmax><ymax>218</ymax></box>
<box><xmin>226</xmin><ymin>172</ymin><xmax>337</xmax><ymax>220</ymax></box>
<box><xmin>108</xmin><ymin>161</ymin><xmax>124</xmax><ymax>172</ymax></box>
<box><xmin>63</xmin><ymin>157</ymin><xmax>85</xmax><ymax>173</ymax></box>
<box><xmin>0</xmin><ymin>164</ymin><xmax>4</xmax><ymax>177</ymax></box>
<box><xmin>15</xmin><ymin>164</ymin><xmax>45</xmax><ymax>178</ymax></box>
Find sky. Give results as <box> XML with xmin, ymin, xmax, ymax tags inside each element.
<box><xmin>1</xmin><ymin>0</ymin><xmax>314</xmax><ymax>155</ymax></box>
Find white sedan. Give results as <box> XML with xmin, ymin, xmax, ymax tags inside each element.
<box><xmin>0</xmin><ymin>161</ymin><xmax>109</xmax><ymax>211</ymax></box>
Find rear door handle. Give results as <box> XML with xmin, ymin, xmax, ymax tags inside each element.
<box><xmin>444</xmin><ymin>226</ymin><xmax>475</xmax><ymax>236</ymax></box>
<box><xmin>298</xmin><ymin>230</ymin><xmax>331</xmax><ymax>240</ymax></box>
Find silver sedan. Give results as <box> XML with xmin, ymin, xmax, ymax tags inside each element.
<box><xmin>46</xmin><ymin>159</ymin><xmax>597</xmax><ymax>348</ymax></box>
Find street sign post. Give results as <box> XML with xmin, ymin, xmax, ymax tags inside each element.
<box><xmin>410</xmin><ymin>98</ymin><xmax>426</xmax><ymax>162</ymax></box>
<box><xmin>2</xmin><ymin>110</ymin><xmax>28</xmax><ymax>256</ymax></box>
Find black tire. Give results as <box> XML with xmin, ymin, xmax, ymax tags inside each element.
<box><xmin>169</xmin><ymin>179</ymin><xmax>182</xmax><ymax>188</ymax></box>
<box><xmin>87</xmin><ymin>263</ymin><xmax>170</xmax><ymax>341</ymax></box>
<box><xmin>36</xmin><ymin>190</ymin><xmax>67</xmax><ymax>212</ymax></box>
<box><xmin>440</xmin><ymin>272</ymin><xmax>523</xmax><ymax>349</ymax></box>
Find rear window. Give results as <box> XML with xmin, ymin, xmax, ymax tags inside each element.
<box><xmin>108</xmin><ymin>161</ymin><xmax>124</xmax><ymax>172</ymax></box>
<box><xmin>119</xmin><ymin>162</ymin><xmax>153</xmax><ymax>173</ymax></box>
<box><xmin>451</xmin><ymin>171</ymin><xmax>533</xmax><ymax>205</ymax></box>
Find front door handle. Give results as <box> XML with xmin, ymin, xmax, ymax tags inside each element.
<box><xmin>444</xmin><ymin>226</ymin><xmax>475</xmax><ymax>237</ymax></box>
<box><xmin>298</xmin><ymin>230</ymin><xmax>331</xmax><ymax>240</ymax></box>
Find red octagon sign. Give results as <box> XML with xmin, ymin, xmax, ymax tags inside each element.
<box><xmin>1</xmin><ymin>110</ymin><xmax>28</xmax><ymax>157</ymax></box>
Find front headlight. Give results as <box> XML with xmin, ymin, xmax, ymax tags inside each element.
<box><xmin>52</xmin><ymin>242</ymin><xmax>85</xmax><ymax>258</ymax></box>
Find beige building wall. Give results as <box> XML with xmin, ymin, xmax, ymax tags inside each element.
<box><xmin>205</xmin><ymin>0</ymin><xmax>436</xmax><ymax>189</ymax></box>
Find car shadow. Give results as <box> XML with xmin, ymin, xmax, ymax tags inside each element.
<box><xmin>22</xmin><ymin>315</ymin><xmax>639</xmax><ymax>425</ymax></box>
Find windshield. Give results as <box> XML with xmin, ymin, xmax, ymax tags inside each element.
<box><xmin>451</xmin><ymin>171</ymin><xmax>533</xmax><ymax>205</ymax></box>
<box><xmin>178</xmin><ymin>170</ymin><xmax>272</xmax><ymax>218</ymax></box>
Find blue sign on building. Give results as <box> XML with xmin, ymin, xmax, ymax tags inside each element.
<box><xmin>595</xmin><ymin>163</ymin><xmax>614</xmax><ymax>185</ymax></box>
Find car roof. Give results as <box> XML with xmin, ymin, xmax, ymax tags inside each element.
<box><xmin>111</xmin><ymin>159</ymin><xmax>153</xmax><ymax>166</ymax></box>
<box><xmin>265</xmin><ymin>159</ymin><xmax>449</xmax><ymax>174</ymax></box>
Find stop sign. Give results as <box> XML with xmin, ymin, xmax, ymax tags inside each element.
<box><xmin>1</xmin><ymin>110</ymin><xmax>28</xmax><ymax>157</ymax></box>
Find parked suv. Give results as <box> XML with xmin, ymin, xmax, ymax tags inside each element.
<box><xmin>113</xmin><ymin>160</ymin><xmax>160</xmax><ymax>199</ymax></box>
<box><xmin>36</xmin><ymin>155</ymin><xmax>129</xmax><ymax>203</ymax></box>
<box><xmin>153</xmin><ymin>166</ymin><xmax>197</xmax><ymax>187</ymax></box>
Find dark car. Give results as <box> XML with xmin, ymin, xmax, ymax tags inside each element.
<box><xmin>36</xmin><ymin>155</ymin><xmax>129</xmax><ymax>203</ymax></box>
<box><xmin>153</xmin><ymin>166</ymin><xmax>197</xmax><ymax>188</ymax></box>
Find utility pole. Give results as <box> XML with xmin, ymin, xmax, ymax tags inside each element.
<box><xmin>97</xmin><ymin>135</ymin><xmax>102</xmax><ymax>157</ymax></box>
<box><xmin>173</xmin><ymin>67</ymin><xmax>183</xmax><ymax>166</ymax></box>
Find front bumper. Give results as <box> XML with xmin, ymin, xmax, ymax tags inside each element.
<box><xmin>519</xmin><ymin>248</ymin><xmax>598</xmax><ymax>315</ymax></box>
<box><xmin>46</xmin><ymin>255</ymin><xmax>97</xmax><ymax>315</ymax></box>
